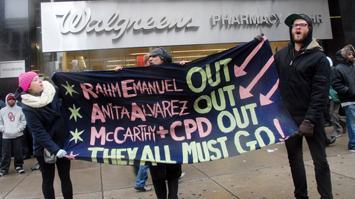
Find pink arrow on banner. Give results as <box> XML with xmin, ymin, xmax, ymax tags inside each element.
<box><xmin>260</xmin><ymin>78</ymin><xmax>279</xmax><ymax>106</ymax></box>
<box><xmin>66</xmin><ymin>151</ymin><xmax>79</xmax><ymax>160</ymax></box>
<box><xmin>274</xmin><ymin>118</ymin><xmax>290</xmax><ymax>142</ymax></box>
<box><xmin>239</xmin><ymin>56</ymin><xmax>275</xmax><ymax>99</ymax></box>
<box><xmin>234</xmin><ymin>35</ymin><xmax>268</xmax><ymax>77</ymax></box>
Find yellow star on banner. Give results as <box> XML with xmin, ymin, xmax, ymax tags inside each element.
<box><xmin>69</xmin><ymin>104</ymin><xmax>82</xmax><ymax>122</ymax></box>
<box><xmin>69</xmin><ymin>128</ymin><xmax>84</xmax><ymax>144</ymax></box>
<box><xmin>62</xmin><ymin>81</ymin><xmax>79</xmax><ymax>97</ymax></box>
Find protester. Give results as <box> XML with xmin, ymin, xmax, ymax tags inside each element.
<box><xmin>0</xmin><ymin>93</ymin><xmax>27</xmax><ymax>176</ymax></box>
<box><xmin>17</xmin><ymin>100</ymin><xmax>40</xmax><ymax>170</ymax></box>
<box><xmin>134</xmin><ymin>54</ymin><xmax>152</xmax><ymax>192</ymax></box>
<box><xmin>116</xmin><ymin>48</ymin><xmax>182</xmax><ymax>199</ymax></box>
<box><xmin>324</xmin><ymin>57</ymin><xmax>336</xmax><ymax>146</ymax></box>
<box><xmin>327</xmin><ymin>56</ymin><xmax>347</xmax><ymax>139</ymax></box>
<box><xmin>15</xmin><ymin>71</ymin><xmax>73</xmax><ymax>199</ymax></box>
<box><xmin>16</xmin><ymin>100</ymin><xmax>33</xmax><ymax>160</ymax></box>
<box><xmin>274</xmin><ymin>14</ymin><xmax>333</xmax><ymax>199</ymax></box>
<box><xmin>331</xmin><ymin>44</ymin><xmax>355</xmax><ymax>152</ymax></box>
<box><xmin>148</xmin><ymin>48</ymin><xmax>182</xmax><ymax>199</ymax></box>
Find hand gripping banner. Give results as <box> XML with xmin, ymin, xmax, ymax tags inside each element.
<box><xmin>52</xmin><ymin>36</ymin><xmax>297</xmax><ymax>166</ymax></box>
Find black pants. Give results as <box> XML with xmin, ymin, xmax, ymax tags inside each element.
<box><xmin>150</xmin><ymin>164</ymin><xmax>182</xmax><ymax>199</ymax></box>
<box><xmin>0</xmin><ymin>137</ymin><xmax>23</xmax><ymax>172</ymax></box>
<box><xmin>36</xmin><ymin>155</ymin><xmax>73</xmax><ymax>199</ymax></box>
<box><xmin>286</xmin><ymin>115</ymin><xmax>333</xmax><ymax>199</ymax></box>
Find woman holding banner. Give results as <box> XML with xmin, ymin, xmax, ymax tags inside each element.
<box><xmin>15</xmin><ymin>71</ymin><xmax>73</xmax><ymax>199</ymax></box>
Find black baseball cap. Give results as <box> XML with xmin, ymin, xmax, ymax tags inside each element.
<box><xmin>285</xmin><ymin>14</ymin><xmax>313</xmax><ymax>27</ymax></box>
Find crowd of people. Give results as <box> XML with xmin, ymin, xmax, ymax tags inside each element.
<box><xmin>0</xmin><ymin>13</ymin><xmax>354</xmax><ymax>199</ymax></box>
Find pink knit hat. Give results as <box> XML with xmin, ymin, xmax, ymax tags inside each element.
<box><xmin>18</xmin><ymin>71</ymin><xmax>38</xmax><ymax>91</ymax></box>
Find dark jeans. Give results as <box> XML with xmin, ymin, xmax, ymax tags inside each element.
<box><xmin>344</xmin><ymin>104</ymin><xmax>355</xmax><ymax>149</ymax></box>
<box><xmin>150</xmin><ymin>164</ymin><xmax>182</xmax><ymax>199</ymax></box>
<box><xmin>0</xmin><ymin>137</ymin><xmax>23</xmax><ymax>172</ymax></box>
<box><xmin>36</xmin><ymin>156</ymin><xmax>73</xmax><ymax>199</ymax></box>
<box><xmin>286</xmin><ymin>115</ymin><xmax>333</xmax><ymax>199</ymax></box>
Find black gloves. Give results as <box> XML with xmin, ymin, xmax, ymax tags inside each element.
<box><xmin>296</xmin><ymin>120</ymin><xmax>314</xmax><ymax>137</ymax></box>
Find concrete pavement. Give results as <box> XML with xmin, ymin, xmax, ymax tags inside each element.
<box><xmin>0</xmin><ymin>127</ymin><xmax>354</xmax><ymax>199</ymax></box>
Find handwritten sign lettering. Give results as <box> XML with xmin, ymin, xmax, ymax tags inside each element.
<box><xmin>52</xmin><ymin>36</ymin><xmax>297</xmax><ymax>166</ymax></box>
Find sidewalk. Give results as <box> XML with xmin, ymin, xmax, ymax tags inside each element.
<box><xmin>0</xmin><ymin>127</ymin><xmax>354</xmax><ymax>199</ymax></box>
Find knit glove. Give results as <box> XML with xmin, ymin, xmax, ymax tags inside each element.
<box><xmin>296</xmin><ymin>120</ymin><xmax>314</xmax><ymax>137</ymax></box>
<box><xmin>56</xmin><ymin>149</ymin><xmax>67</xmax><ymax>158</ymax></box>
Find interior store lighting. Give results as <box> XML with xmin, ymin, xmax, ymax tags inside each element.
<box><xmin>173</xmin><ymin>55</ymin><xmax>208</xmax><ymax>59</ymax></box>
<box><xmin>129</xmin><ymin>52</ymin><xmax>150</xmax><ymax>56</ymax></box>
<box><xmin>106</xmin><ymin>63</ymin><xmax>136</xmax><ymax>68</ymax></box>
<box><xmin>172</xmin><ymin>49</ymin><xmax>226</xmax><ymax>53</ymax></box>
<box><xmin>129</xmin><ymin>48</ymin><xmax>226</xmax><ymax>56</ymax></box>
<box><xmin>107</xmin><ymin>59</ymin><xmax>136</xmax><ymax>63</ymax></box>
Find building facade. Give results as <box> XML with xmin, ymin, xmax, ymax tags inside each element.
<box><xmin>0</xmin><ymin>0</ymin><xmax>354</xmax><ymax>99</ymax></box>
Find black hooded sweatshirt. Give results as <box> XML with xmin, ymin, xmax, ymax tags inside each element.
<box><xmin>274</xmin><ymin>24</ymin><xmax>330</xmax><ymax>126</ymax></box>
<box><xmin>331</xmin><ymin>44</ymin><xmax>355</xmax><ymax>103</ymax></box>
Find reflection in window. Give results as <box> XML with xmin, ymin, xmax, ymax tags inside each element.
<box><xmin>38</xmin><ymin>42</ymin><xmax>289</xmax><ymax>80</ymax></box>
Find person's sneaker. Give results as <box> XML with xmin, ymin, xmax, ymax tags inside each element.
<box><xmin>325</xmin><ymin>136</ymin><xmax>336</xmax><ymax>147</ymax></box>
<box><xmin>329</xmin><ymin>136</ymin><xmax>336</xmax><ymax>144</ymax></box>
<box><xmin>31</xmin><ymin>163</ymin><xmax>40</xmax><ymax>171</ymax></box>
<box><xmin>134</xmin><ymin>185</ymin><xmax>152</xmax><ymax>192</ymax></box>
<box><xmin>349</xmin><ymin>149</ymin><xmax>355</xmax><ymax>152</ymax></box>
<box><xmin>0</xmin><ymin>171</ymin><xmax>7</xmax><ymax>177</ymax></box>
<box><xmin>180</xmin><ymin>172</ymin><xmax>185</xmax><ymax>179</ymax></box>
<box><xmin>15</xmin><ymin>167</ymin><xmax>25</xmax><ymax>174</ymax></box>
<box><xmin>332</xmin><ymin>132</ymin><xmax>342</xmax><ymax>138</ymax></box>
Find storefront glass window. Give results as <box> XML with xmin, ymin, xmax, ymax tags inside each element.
<box><xmin>36</xmin><ymin>41</ymin><xmax>288</xmax><ymax>81</ymax></box>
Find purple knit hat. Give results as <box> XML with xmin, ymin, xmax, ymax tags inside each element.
<box><xmin>18</xmin><ymin>71</ymin><xmax>38</xmax><ymax>91</ymax></box>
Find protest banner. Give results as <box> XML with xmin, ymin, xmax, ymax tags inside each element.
<box><xmin>52</xmin><ymin>36</ymin><xmax>297</xmax><ymax>166</ymax></box>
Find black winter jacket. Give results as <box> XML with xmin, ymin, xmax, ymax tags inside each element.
<box><xmin>331</xmin><ymin>45</ymin><xmax>355</xmax><ymax>103</ymax></box>
<box><xmin>274</xmin><ymin>39</ymin><xmax>330</xmax><ymax>125</ymax></box>
<box><xmin>15</xmin><ymin>86</ymin><xmax>68</xmax><ymax>157</ymax></box>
